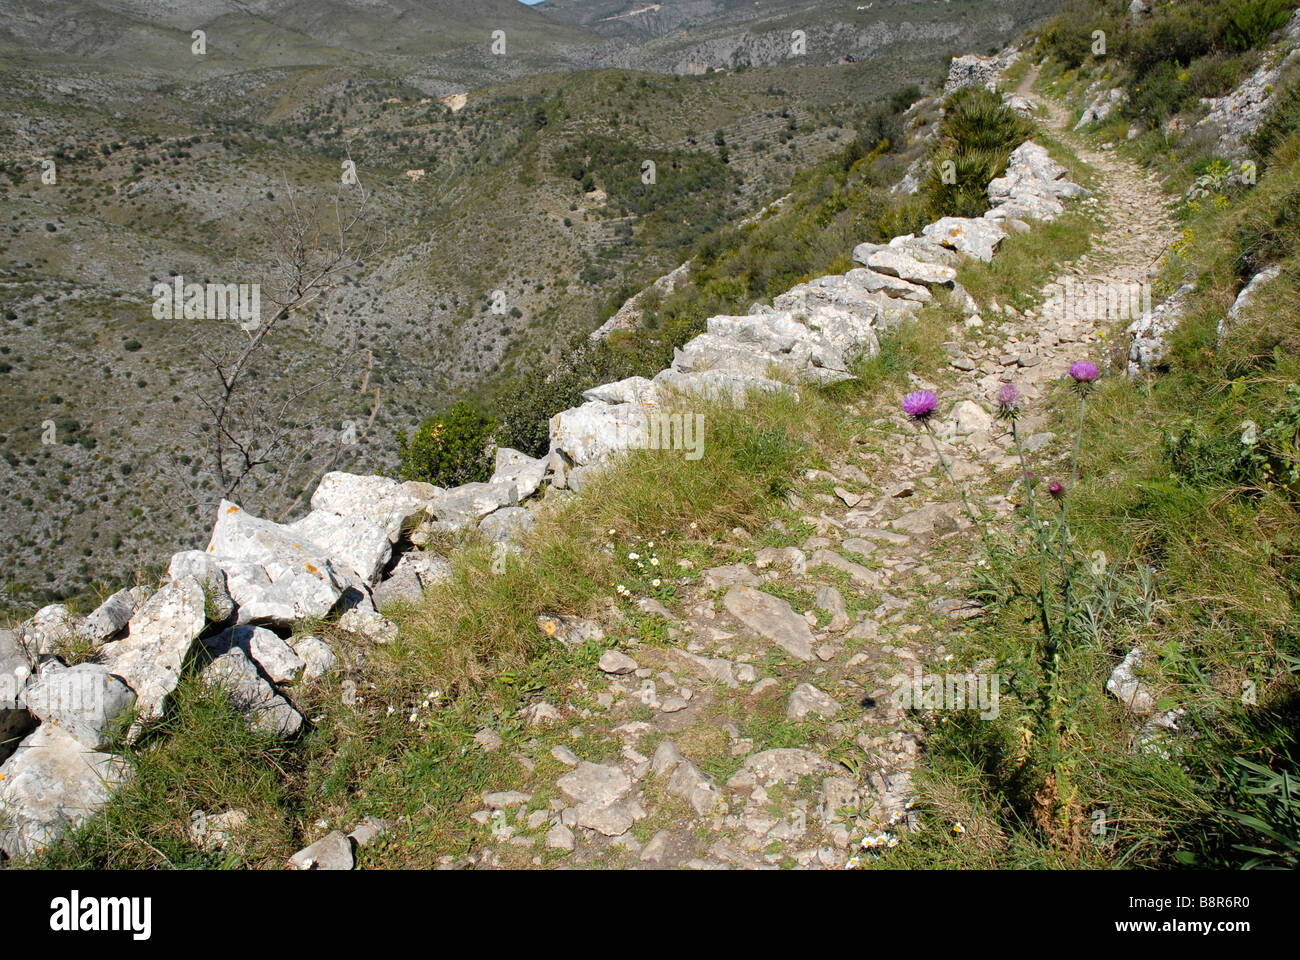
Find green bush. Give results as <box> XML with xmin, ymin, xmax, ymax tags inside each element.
<box><xmin>1036</xmin><ymin>0</ymin><xmax>1119</xmax><ymax>69</ymax></box>
<box><xmin>889</xmin><ymin>84</ymin><xmax>923</xmax><ymax>114</ymax></box>
<box><xmin>1124</xmin><ymin>60</ymin><xmax>1195</xmax><ymax>124</ymax></box>
<box><xmin>1233</xmin><ymin>179</ymin><xmax>1300</xmax><ymax>274</ymax></box>
<box><xmin>397</xmin><ymin>401</ymin><xmax>497</xmax><ymax>487</ymax></box>
<box><xmin>923</xmin><ymin>88</ymin><xmax>1035</xmax><ymax>219</ymax></box>
<box><xmin>1221</xmin><ymin>0</ymin><xmax>1295</xmax><ymax>51</ymax></box>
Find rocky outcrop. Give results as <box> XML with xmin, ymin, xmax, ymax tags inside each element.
<box><xmin>1074</xmin><ymin>87</ymin><xmax>1127</xmax><ymax>130</ymax></box>
<box><xmin>98</xmin><ymin>576</ymin><xmax>207</xmax><ymax>728</ymax></box>
<box><xmin>20</xmin><ymin>663</ymin><xmax>136</xmax><ymax>750</ymax></box>
<box><xmin>1218</xmin><ymin>266</ymin><xmax>1283</xmax><ymax>344</ymax></box>
<box><xmin>202</xmin><ymin>501</ymin><xmax>350</xmax><ymax>626</ymax></box>
<box><xmin>0</xmin><ymin>725</ymin><xmax>129</xmax><ymax>859</ymax></box>
<box><xmin>1197</xmin><ymin>11</ymin><xmax>1300</xmax><ymax>156</ymax></box>
<box><xmin>590</xmin><ymin>262</ymin><xmax>691</xmax><ymax>341</ymax></box>
<box><xmin>921</xmin><ymin>217</ymin><xmax>1008</xmax><ymax>263</ymax></box>
<box><xmin>944</xmin><ymin>51</ymin><xmax>1019</xmax><ymax>93</ymax></box>
<box><xmin>1126</xmin><ymin>283</ymin><xmax>1195</xmax><ymax>376</ymax></box>
<box><xmin>986</xmin><ymin>141</ymin><xmax>1088</xmax><ymax>223</ymax></box>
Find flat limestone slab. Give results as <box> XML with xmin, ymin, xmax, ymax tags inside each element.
<box><xmin>722</xmin><ymin>585</ymin><xmax>814</xmax><ymax>661</ymax></box>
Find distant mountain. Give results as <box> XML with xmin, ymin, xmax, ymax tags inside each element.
<box><xmin>536</xmin><ymin>0</ymin><xmax>1064</xmax><ymax>74</ymax></box>
<box><xmin>0</xmin><ymin>0</ymin><xmax>607</xmax><ymax>81</ymax></box>
<box><xmin>534</xmin><ymin>0</ymin><xmax>764</xmax><ymax>40</ymax></box>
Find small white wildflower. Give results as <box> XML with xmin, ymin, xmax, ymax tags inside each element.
<box><xmin>650</xmin><ymin>557</ymin><xmax>659</xmax><ymax>566</ymax></box>
<box><xmin>652</xmin><ymin>578</ymin><xmax>661</xmax><ymax>587</ymax></box>
<box><xmin>628</xmin><ymin>552</ymin><xmax>639</xmax><ymax>560</ymax></box>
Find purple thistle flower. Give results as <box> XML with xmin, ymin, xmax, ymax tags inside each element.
<box><xmin>902</xmin><ymin>390</ymin><xmax>938</xmax><ymax>423</ymax></box>
<box><xmin>1068</xmin><ymin>361</ymin><xmax>1099</xmax><ymax>384</ymax></box>
<box><xmin>998</xmin><ymin>382</ymin><xmax>1020</xmax><ymax>414</ymax></box>
<box><xmin>1049</xmin><ymin>481</ymin><xmax>1064</xmax><ymax>501</ymax></box>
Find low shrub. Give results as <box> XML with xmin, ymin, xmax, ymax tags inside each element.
<box><xmin>396</xmin><ymin>401</ymin><xmax>496</xmax><ymax>486</ymax></box>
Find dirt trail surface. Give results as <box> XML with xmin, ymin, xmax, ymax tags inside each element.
<box><xmin>461</xmin><ymin>76</ymin><xmax>1179</xmax><ymax>870</ymax></box>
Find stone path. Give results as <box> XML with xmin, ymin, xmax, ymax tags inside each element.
<box><xmin>461</xmin><ymin>72</ymin><xmax>1179</xmax><ymax>870</ymax></box>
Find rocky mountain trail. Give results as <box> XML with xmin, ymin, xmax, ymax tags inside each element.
<box><xmin>0</xmin><ymin>48</ymin><xmax>1181</xmax><ymax>869</ymax></box>
<box><xmin>456</xmin><ymin>66</ymin><xmax>1181</xmax><ymax>872</ymax></box>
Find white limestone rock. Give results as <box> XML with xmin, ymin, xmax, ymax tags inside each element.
<box><xmin>289</xmin><ymin>634</ymin><xmax>337</xmax><ymax>681</ymax></box>
<box><xmin>372</xmin><ymin>551</ymin><xmax>452</xmax><ymax>607</ymax></box>
<box><xmin>842</xmin><ymin>267</ymin><xmax>932</xmax><ymax>303</ymax></box>
<box><xmin>98</xmin><ymin>576</ymin><xmax>207</xmax><ymax>728</ymax></box>
<box><xmin>205</xmin><ymin>624</ymin><xmax>304</xmax><ymax>685</ymax></box>
<box><xmin>0</xmin><ymin>725</ymin><xmax>129</xmax><ymax>858</ymax></box>
<box><xmin>921</xmin><ymin>216</ymin><xmax>1008</xmax><ymax>263</ymax></box>
<box><xmin>310</xmin><ymin>471</ymin><xmax>429</xmax><ymax>543</ymax></box>
<box><xmin>1127</xmin><ymin>284</ymin><xmax>1194</xmax><ymax>376</ymax></box>
<box><xmin>1218</xmin><ymin>265</ymin><xmax>1282</xmax><ymax>344</ymax></box>
<box><xmin>200</xmin><ymin>646</ymin><xmax>303</xmax><ymax>738</ymax></box>
<box><xmin>548</xmin><ymin>401</ymin><xmax>652</xmax><ymax>466</ymax></box>
<box><xmin>19</xmin><ymin>604</ymin><xmax>82</xmax><ymax>657</ymax></box>
<box><xmin>203</xmin><ymin>501</ymin><xmax>347</xmax><ymax>626</ymax></box>
<box><xmin>651</xmin><ymin>368</ymin><xmax>792</xmax><ymax>405</ymax></box>
<box><xmin>722</xmin><ymin>585</ymin><xmax>815</xmax><ymax>662</ymax></box>
<box><xmin>489</xmin><ymin>447</ymin><xmax>548</xmax><ymax>501</ymax></box>
<box><xmin>167</xmin><ymin>550</ymin><xmax>236</xmax><ymax>623</ymax></box>
<box><xmin>20</xmin><ymin>662</ymin><xmax>136</xmax><ymax>750</ymax></box>
<box><xmin>854</xmin><ymin>247</ymin><xmax>957</xmax><ymax>287</ymax></box>
<box><xmin>477</xmin><ymin>506</ymin><xmax>535</xmax><ymax>543</ymax></box>
<box><xmin>425</xmin><ymin>482</ymin><xmax>520</xmax><ymax>530</ymax></box>
<box><xmin>76</xmin><ymin>589</ymin><xmax>140</xmax><ymax>645</ymax></box>
<box><xmin>581</xmin><ymin>376</ymin><xmax>659</xmax><ymax>406</ymax></box>
<box><xmin>285</xmin><ymin>510</ymin><xmax>392</xmax><ymax>586</ymax></box>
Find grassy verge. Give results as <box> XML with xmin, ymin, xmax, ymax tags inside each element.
<box><xmin>875</xmin><ymin>102</ymin><xmax>1300</xmax><ymax>869</ymax></box>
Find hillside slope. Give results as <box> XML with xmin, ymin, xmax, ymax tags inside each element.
<box><xmin>0</xmin><ymin>0</ymin><xmax>1059</xmax><ymax>606</ymax></box>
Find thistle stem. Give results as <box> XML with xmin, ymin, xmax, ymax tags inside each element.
<box><xmin>1070</xmin><ymin>393</ymin><xmax>1087</xmax><ymax>487</ymax></box>
<box><xmin>922</xmin><ymin>421</ymin><xmax>991</xmax><ymax>548</ymax></box>
<box><xmin>1012</xmin><ymin>416</ymin><xmax>1054</xmax><ymax>647</ymax></box>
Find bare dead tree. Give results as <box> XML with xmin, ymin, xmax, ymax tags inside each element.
<box><xmin>183</xmin><ymin>161</ymin><xmax>388</xmax><ymax>518</ymax></box>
